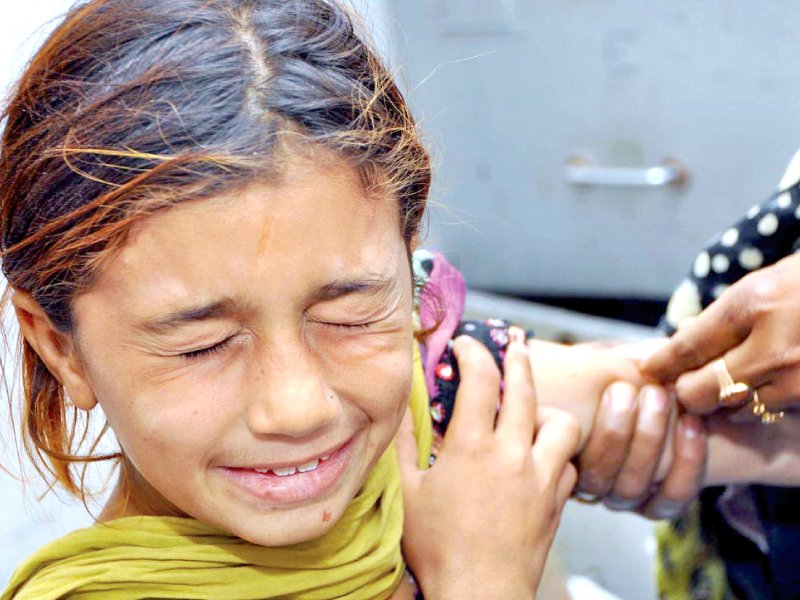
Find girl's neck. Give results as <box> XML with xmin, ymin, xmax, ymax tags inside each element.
<box><xmin>99</xmin><ymin>460</ymin><xmax>187</xmax><ymax>522</ymax></box>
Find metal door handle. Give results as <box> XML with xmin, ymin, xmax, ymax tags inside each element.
<box><xmin>565</xmin><ymin>156</ymin><xmax>688</xmax><ymax>188</ymax></box>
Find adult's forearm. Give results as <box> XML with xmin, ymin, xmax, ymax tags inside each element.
<box><xmin>704</xmin><ymin>416</ymin><xmax>800</xmax><ymax>486</ymax></box>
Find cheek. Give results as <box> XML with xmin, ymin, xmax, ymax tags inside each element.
<box><xmin>322</xmin><ymin>332</ymin><xmax>414</xmax><ymax>425</ymax></box>
<box><xmin>90</xmin><ymin>363</ymin><xmax>229</xmax><ymax>469</ymax></box>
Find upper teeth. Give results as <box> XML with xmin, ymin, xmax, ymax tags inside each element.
<box><xmin>297</xmin><ymin>459</ymin><xmax>319</xmax><ymax>473</ymax></box>
<box><xmin>272</xmin><ymin>466</ymin><xmax>297</xmax><ymax>477</ymax></box>
<box><xmin>253</xmin><ymin>456</ymin><xmax>325</xmax><ymax>477</ymax></box>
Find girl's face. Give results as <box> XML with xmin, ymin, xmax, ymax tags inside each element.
<box><xmin>70</xmin><ymin>158</ymin><xmax>414</xmax><ymax>546</ymax></box>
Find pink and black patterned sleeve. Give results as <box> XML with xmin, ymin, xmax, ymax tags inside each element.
<box><xmin>413</xmin><ymin>250</ymin><xmax>531</xmax><ymax>453</ymax></box>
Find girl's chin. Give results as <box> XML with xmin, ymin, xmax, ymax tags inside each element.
<box><xmin>216</xmin><ymin>503</ymin><xmax>347</xmax><ymax>547</ymax></box>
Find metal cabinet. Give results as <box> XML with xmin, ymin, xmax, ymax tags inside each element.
<box><xmin>387</xmin><ymin>1</ymin><xmax>800</xmax><ymax>298</ymax></box>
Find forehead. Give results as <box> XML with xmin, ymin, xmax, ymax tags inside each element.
<box><xmin>77</xmin><ymin>159</ymin><xmax>407</xmax><ymax>320</ymax></box>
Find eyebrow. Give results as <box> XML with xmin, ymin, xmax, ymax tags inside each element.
<box><xmin>309</xmin><ymin>276</ymin><xmax>394</xmax><ymax>304</ymax></box>
<box><xmin>136</xmin><ymin>298</ymin><xmax>240</xmax><ymax>334</ymax></box>
<box><xmin>136</xmin><ymin>275</ymin><xmax>394</xmax><ymax>333</ymax></box>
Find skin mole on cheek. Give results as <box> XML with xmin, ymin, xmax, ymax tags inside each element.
<box><xmin>322</xmin><ymin>510</ymin><xmax>332</xmax><ymax>522</ymax></box>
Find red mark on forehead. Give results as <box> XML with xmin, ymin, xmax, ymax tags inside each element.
<box><xmin>322</xmin><ymin>511</ymin><xmax>332</xmax><ymax>522</ymax></box>
<box><xmin>256</xmin><ymin>218</ymin><xmax>274</xmax><ymax>260</ymax></box>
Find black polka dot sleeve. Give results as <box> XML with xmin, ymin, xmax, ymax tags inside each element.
<box><xmin>661</xmin><ymin>180</ymin><xmax>800</xmax><ymax>334</ymax></box>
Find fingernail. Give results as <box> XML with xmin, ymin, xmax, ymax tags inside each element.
<box><xmin>642</xmin><ymin>386</ymin><xmax>669</xmax><ymax>413</ymax></box>
<box><xmin>576</xmin><ymin>474</ymin><xmax>602</xmax><ymax>496</ymax></box>
<box><xmin>507</xmin><ymin>326</ymin><xmax>528</xmax><ymax>355</ymax></box>
<box><xmin>680</xmin><ymin>415</ymin><xmax>704</xmax><ymax>440</ymax></box>
<box><xmin>608</xmin><ymin>382</ymin><xmax>635</xmax><ymax>413</ymax></box>
<box><xmin>509</xmin><ymin>325</ymin><xmax>525</xmax><ymax>345</ymax></box>
<box><xmin>604</xmin><ymin>494</ymin><xmax>641</xmax><ymax>512</ymax></box>
<box><xmin>650</xmin><ymin>498</ymin><xmax>685</xmax><ymax>520</ymax></box>
<box><xmin>572</xmin><ymin>488</ymin><xmax>601</xmax><ymax>504</ymax></box>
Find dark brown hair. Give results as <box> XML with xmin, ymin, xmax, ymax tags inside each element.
<box><xmin>0</xmin><ymin>0</ymin><xmax>430</xmax><ymax>500</ymax></box>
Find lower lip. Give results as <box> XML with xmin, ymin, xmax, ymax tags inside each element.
<box><xmin>218</xmin><ymin>437</ymin><xmax>356</xmax><ymax>505</ymax></box>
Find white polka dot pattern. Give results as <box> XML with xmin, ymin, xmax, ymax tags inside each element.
<box><xmin>711</xmin><ymin>283</ymin><xmax>729</xmax><ymax>299</ymax></box>
<box><xmin>664</xmin><ymin>279</ymin><xmax>702</xmax><ymax>329</ymax></box>
<box><xmin>660</xmin><ymin>184</ymin><xmax>800</xmax><ymax>334</ymax></box>
<box><xmin>711</xmin><ymin>253</ymin><xmax>729</xmax><ymax>273</ymax></box>
<box><xmin>738</xmin><ymin>247</ymin><xmax>764</xmax><ymax>270</ymax></box>
<box><xmin>720</xmin><ymin>228</ymin><xmax>739</xmax><ymax>247</ymax></box>
<box><xmin>757</xmin><ymin>213</ymin><xmax>779</xmax><ymax>236</ymax></box>
<box><xmin>693</xmin><ymin>251</ymin><xmax>711</xmax><ymax>278</ymax></box>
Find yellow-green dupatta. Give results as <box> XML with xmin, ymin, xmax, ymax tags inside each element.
<box><xmin>3</xmin><ymin>345</ymin><xmax>433</xmax><ymax>600</ymax></box>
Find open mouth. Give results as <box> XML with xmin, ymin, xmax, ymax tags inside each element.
<box><xmin>250</xmin><ymin>453</ymin><xmax>332</xmax><ymax>477</ymax></box>
<box><xmin>217</xmin><ymin>436</ymin><xmax>357</xmax><ymax>506</ymax></box>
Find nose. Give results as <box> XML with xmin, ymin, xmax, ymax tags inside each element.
<box><xmin>245</xmin><ymin>342</ymin><xmax>340</xmax><ymax>438</ymax></box>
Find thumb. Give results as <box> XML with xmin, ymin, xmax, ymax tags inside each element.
<box><xmin>395</xmin><ymin>407</ymin><xmax>423</xmax><ymax>490</ymax></box>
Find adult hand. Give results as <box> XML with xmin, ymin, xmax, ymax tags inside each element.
<box><xmin>641</xmin><ymin>253</ymin><xmax>800</xmax><ymax>416</ymax></box>
<box><xmin>397</xmin><ymin>332</ymin><xmax>580</xmax><ymax>600</ymax></box>
<box><xmin>575</xmin><ymin>381</ymin><xmax>708</xmax><ymax>520</ymax></box>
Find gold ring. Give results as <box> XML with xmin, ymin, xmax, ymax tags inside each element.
<box><xmin>751</xmin><ymin>390</ymin><xmax>785</xmax><ymax>425</ymax></box>
<box><xmin>712</xmin><ymin>358</ymin><xmax>754</xmax><ymax>407</ymax></box>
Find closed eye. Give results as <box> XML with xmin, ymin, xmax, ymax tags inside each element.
<box><xmin>314</xmin><ymin>320</ymin><xmax>376</xmax><ymax>330</ymax></box>
<box><xmin>180</xmin><ymin>336</ymin><xmax>235</xmax><ymax>359</ymax></box>
<box><xmin>325</xmin><ymin>321</ymin><xmax>375</xmax><ymax>329</ymax></box>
